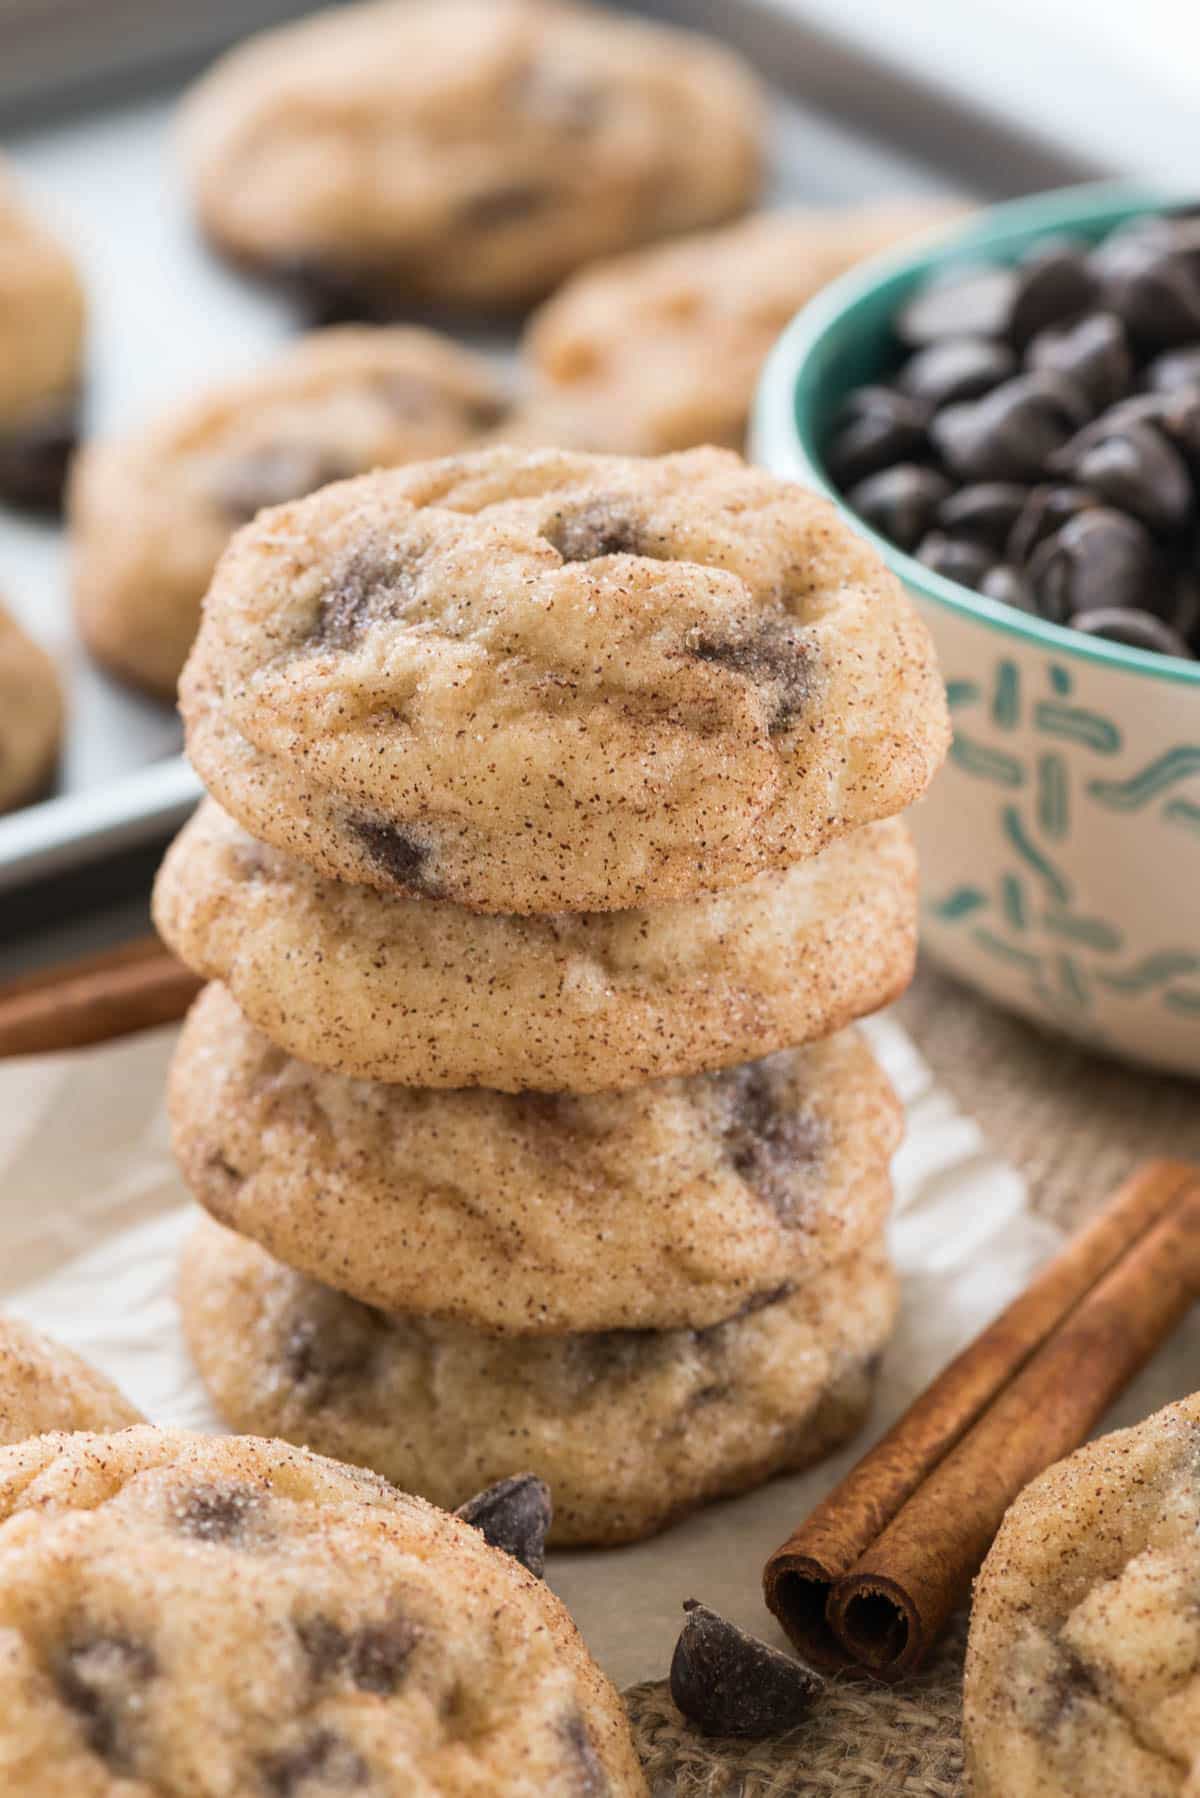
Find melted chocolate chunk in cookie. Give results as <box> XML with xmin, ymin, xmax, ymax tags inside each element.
<box><xmin>298</xmin><ymin>1612</ymin><xmax>421</xmax><ymax>1696</ymax></box>
<box><xmin>560</xmin><ymin>1709</ymin><xmax>610</xmax><ymax>1796</ymax></box>
<box><xmin>177</xmin><ymin>1480</ymin><xmax>265</xmax><ymax>1544</ymax></box>
<box><xmin>283</xmin><ymin>1293</ymin><xmax>380</xmax><ymax>1402</ymax></box>
<box><xmin>351</xmin><ymin>820</ymin><xmax>436</xmax><ymax>894</ymax></box>
<box><xmin>259</xmin><ymin>1729</ymin><xmax>368</xmax><ymax>1795</ymax></box>
<box><xmin>315</xmin><ymin>546</ymin><xmax>426</xmax><ymax>649</ymax></box>
<box><xmin>458</xmin><ymin>182</ymin><xmax>557</xmax><ymax>229</ymax></box>
<box><xmin>56</xmin><ymin>1632</ymin><xmax>156</xmax><ymax>1769</ymax></box>
<box><xmin>543</xmin><ymin>499</ymin><xmax>644</xmax><ymax>561</ymax></box>
<box><xmin>216</xmin><ymin>445</ymin><xmax>355</xmax><ymax>524</ymax></box>
<box><xmin>716</xmin><ymin>1060</ymin><xmax>823</xmax><ymax>1219</ymax></box>
<box><xmin>689</xmin><ymin>619</ymin><xmax>813</xmax><ymax>732</ymax></box>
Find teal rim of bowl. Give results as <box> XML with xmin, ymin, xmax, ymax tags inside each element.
<box><xmin>752</xmin><ymin>179</ymin><xmax>1200</xmax><ymax>688</ymax></box>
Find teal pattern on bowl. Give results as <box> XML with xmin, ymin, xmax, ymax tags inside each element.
<box><xmin>751</xmin><ymin>182</ymin><xmax>1200</xmax><ymax>1076</ymax></box>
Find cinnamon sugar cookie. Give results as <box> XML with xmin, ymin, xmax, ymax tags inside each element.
<box><xmin>0</xmin><ymin>602</ymin><xmax>62</xmax><ymax>813</ymax></box>
<box><xmin>0</xmin><ymin>1317</ymin><xmax>140</xmax><ymax>1445</ymax></box>
<box><xmin>180</xmin><ymin>446</ymin><xmax>949</xmax><ymax>913</ymax></box>
<box><xmin>0</xmin><ymin>1425</ymin><xmax>646</xmax><ymax>1794</ymax></box>
<box><xmin>182</xmin><ymin>0</ymin><xmax>764</xmax><ymax>314</ymax></box>
<box><xmin>0</xmin><ymin>159</ymin><xmax>84</xmax><ymax>512</ymax></box>
<box><xmin>181</xmin><ymin>1221</ymin><xmax>898</xmax><ymax>1546</ymax></box>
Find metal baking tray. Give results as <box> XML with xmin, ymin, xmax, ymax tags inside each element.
<box><xmin>0</xmin><ymin>0</ymin><xmax>1107</xmax><ymax>896</ymax></box>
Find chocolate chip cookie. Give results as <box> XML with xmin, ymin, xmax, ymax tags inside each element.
<box><xmin>180</xmin><ymin>446</ymin><xmax>949</xmax><ymax>913</ymax></box>
<box><xmin>181</xmin><ymin>0</ymin><xmax>764</xmax><ymax>315</ymax></box>
<box><xmin>965</xmin><ymin>1393</ymin><xmax>1200</xmax><ymax>1798</ymax></box>
<box><xmin>514</xmin><ymin>200</ymin><xmax>966</xmax><ymax>455</ymax></box>
<box><xmin>0</xmin><ymin>1425</ymin><xmax>646</xmax><ymax>1794</ymax></box>
<box><xmin>181</xmin><ymin>1220</ymin><xmax>897</xmax><ymax>1546</ymax></box>
<box><xmin>70</xmin><ymin>327</ymin><xmax>509</xmax><ymax>700</ymax></box>
<box><xmin>169</xmin><ymin>981</ymin><xmax>900</xmax><ymax>1333</ymax></box>
<box><xmin>0</xmin><ymin>602</ymin><xmax>62</xmax><ymax>813</ymax></box>
<box><xmin>154</xmin><ymin>798</ymin><xmax>916</xmax><ymax>1091</ymax></box>
<box><xmin>0</xmin><ymin>1317</ymin><xmax>141</xmax><ymax>1444</ymax></box>
<box><xmin>0</xmin><ymin>159</ymin><xmax>85</xmax><ymax>512</ymax></box>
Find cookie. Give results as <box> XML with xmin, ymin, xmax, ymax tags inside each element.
<box><xmin>0</xmin><ymin>1425</ymin><xmax>646</xmax><ymax>1795</ymax></box>
<box><xmin>0</xmin><ymin>602</ymin><xmax>63</xmax><ymax>813</ymax></box>
<box><xmin>181</xmin><ymin>1219</ymin><xmax>898</xmax><ymax>1546</ymax></box>
<box><xmin>155</xmin><ymin>797</ymin><xmax>916</xmax><ymax>1092</ymax></box>
<box><xmin>169</xmin><ymin>980</ymin><xmax>900</xmax><ymax>1333</ymax></box>
<box><xmin>181</xmin><ymin>0</ymin><xmax>764</xmax><ymax>315</ymax></box>
<box><xmin>69</xmin><ymin>328</ymin><xmax>510</xmax><ymax>701</ymax></box>
<box><xmin>964</xmin><ymin>1393</ymin><xmax>1200</xmax><ymax>1798</ymax></box>
<box><xmin>0</xmin><ymin>1317</ymin><xmax>141</xmax><ymax>1445</ymax></box>
<box><xmin>516</xmin><ymin>200</ymin><xmax>967</xmax><ymax>455</ymax></box>
<box><xmin>180</xmin><ymin>446</ymin><xmax>950</xmax><ymax>914</ymax></box>
<box><xmin>0</xmin><ymin>160</ymin><xmax>85</xmax><ymax>512</ymax></box>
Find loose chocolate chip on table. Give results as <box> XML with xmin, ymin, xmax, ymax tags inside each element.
<box><xmin>896</xmin><ymin>337</ymin><xmax>1017</xmax><ymax>408</ymax></box>
<box><xmin>845</xmin><ymin>464</ymin><xmax>951</xmax><ymax>552</ymax></box>
<box><xmin>1057</xmin><ymin>418</ymin><xmax>1194</xmax><ymax>532</ymax></box>
<box><xmin>1009</xmin><ymin>246</ymin><xmax>1097</xmax><ymax>347</ymax></box>
<box><xmin>1144</xmin><ymin>345</ymin><xmax>1200</xmax><ymax>392</ymax></box>
<box><xmin>1026</xmin><ymin>310</ymin><xmax>1132</xmax><ymax>411</ymax></box>
<box><xmin>824</xmin><ymin>387</ymin><xmax>928</xmax><ymax>486</ymax></box>
<box><xmin>936</xmin><ymin>481</ymin><xmax>1028</xmax><ymax>551</ymax></box>
<box><xmin>670</xmin><ymin>1599</ymin><xmax>823</xmax><ymax>1738</ymax></box>
<box><xmin>1027</xmin><ymin>507</ymin><xmax>1162</xmax><ymax>626</ymax></box>
<box><xmin>930</xmin><ymin>374</ymin><xmax>1084</xmax><ymax>483</ymax></box>
<box><xmin>896</xmin><ymin>264</ymin><xmax>1017</xmax><ymax>346</ymax></box>
<box><xmin>1007</xmin><ymin>484</ymin><xmax>1097</xmax><ymax>564</ymax></box>
<box><xmin>1069</xmin><ymin>606</ymin><xmax>1193</xmax><ymax>658</ymax></box>
<box><xmin>915</xmin><ymin>531</ymin><xmax>991</xmax><ymax>589</ymax></box>
<box><xmin>980</xmin><ymin>564</ymin><xmax>1037</xmax><ymax>612</ymax></box>
<box><xmin>456</xmin><ymin>1474</ymin><xmax>553</xmax><ymax>1578</ymax></box>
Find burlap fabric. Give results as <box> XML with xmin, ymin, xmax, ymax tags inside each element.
<box><xmin>622</xmin><ymin>959</ymin><xmax>1200</xmax><ymax>1794</ymax></box>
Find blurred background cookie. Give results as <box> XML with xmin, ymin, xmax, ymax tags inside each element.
<box><xmin>0</xmin><ymin>1315</ymin><xmax>140</xmax><ymax>1444</ymax></box>
<box><xmin>0</xmin><ymin>599</ymin><xmax>62</xmax><ymax>812</ymax></box>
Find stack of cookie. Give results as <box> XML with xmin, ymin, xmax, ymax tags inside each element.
<box><xmin>157</xmin><ymin>444</ymin><xmax>949</xmax><ymax>1546</ymax></box>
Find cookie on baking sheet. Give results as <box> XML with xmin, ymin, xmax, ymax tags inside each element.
<box><xmin>0</xmin><ymin>1425</ymin><xmax>647</xmax><ymax>1795</ymax></box>
<box><xmin>155</xmin><ymin>798</ymin><xmax>916</xmax><ymax>1092</ymax></box>
<box><xmin>181</xmin><ymin>0</ymin><xmax>764</xmax><ymax>315</ymax></box>
<box><xmin>964</xmin><ymin>1393</ymin><xmax>1200</xmax><ymax>1798</ymax></box>
<box><xmin>514</xmin><ymin>200</ymin><xmax>967</xmax><ymax>455</ymax></box>
<box><xmin>0</xmin><ymin>603</ymin><xmax>63</xmax><ymax>813</ymax></box>
<box><xmin>0</xmin><ymin>1317</ymin><xmax>141</xmax><ymax>1445</ymax></box>
<box><xmin>180</xmin><ymin>446</ymin><xmax>949</xmax><ymax>914</ymax></box>
<box><xmin>169</xmin><ymin>981</ymin><xmax>901</xmax><ymax>1333</ymax></box>
<box><xmin>69</xmin><ymin>328</ymin><xmax>510</xmax><ymax>700</ymax></box>
<box><xmin>181</xmin><ymin>1220</ymin><xmax>898</xmax><ymax>1547</ymax></box>
<box><xmin>0</xmin><ymin>160</ymin><xmax>85</xmax><ymax>513</ymax></box>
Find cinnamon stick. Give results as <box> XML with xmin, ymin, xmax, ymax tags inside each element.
<box><xmin>764</xmin><ymin>1160</ymin><xmax>1200</xmax><ymax>1677</ymax></box>
<box><xmin>0</xmin><ymin>937</ymin><xmax>200</xmax><ymax>1056</ymax></box>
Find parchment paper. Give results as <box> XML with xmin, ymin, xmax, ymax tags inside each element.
<box><xmin>2</xmin><ymin>1011</ymin><xmax>1193</xmax><ymax>1695</ymax></box>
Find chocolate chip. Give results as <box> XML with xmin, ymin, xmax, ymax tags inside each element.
<box><xmin>56</xmin><ymin>1633</ymin><xmax>156</xmax><ymax>1770</ymax></box>
<box><xmin>897</xmin><ymin>264</ymin><xmax>1017</xmax><ymax>345</ymax></box>
<box><xmin>716</xmin><ymin>1060</ymin><xmax>822</xmax><ymax>1219</ymax></box>
<box><xmin>260</xmin><ymin>1730</ymin><xmax>368</xmax><ymax>1795</ymax></box>
<box><xmin>178</xmin><ymin>1481</ymin><xmax>263</xmax><ymax>1544</ymax></box>
<box><xmin>458</xmin><ymin>183</ymin><xmax>556</xmax><ymax>228</ymax></box>
<box><xmin>980</xmin><ymin>564</ymin><xmax>1036</xmax><ymax>612</ymax></box>
<box><xmin>215</xmin><ymin>445</ymin><xmax>354</xmax><ymax>524</ymax></box>
<box><xmin>1009</xmin><ymin>246</ymin><xmax>1097</xmax><ymax>347</ymax></box>
<box><xmin>1057</xmin><ymin>418</ymin><xmax>1193</xmax><ymax>532</ymax></box>
<box><xmin>688</xmin><ymin>619</ymin><xmax>813</xmax><ymax>733</ymax></box>
<box><xmin>825</xmin><ymin>387</ymin><xmax>928</xmax><ymax>486</ymax></box>
<box><xmin>1092</xmin><ymin>233</ymin><xmax>1200</xmax><ymax>346</ymax></box>
<box><xmin>1041</xmin><ymin>1642</ymin><xmax>1100</xmax><ymax>1728</ymax></box>
<box><xmin>0</xmin><ymin>395</ymin><xmax>79</xmax><ymax>513</ymax></box>
<box><xmin>670</xmin><ymin>1599</ymin><xmax>823</xmax><ymax>1738</ymax></box>
<box><xmin>298</xmin><ymin>1613</ymin><xmax>421</xmax><ymax>1696</ymax></box>
<box><xmin>846</xmin><ymin>463</ymin><xmax>951</xmax><ymax>551</ymax></box>
<box><xmin>936</xmin><ymin>481</ymin><xmax>1028</xmax><ymax>551</ymax></box>
<box><xmin>1069</xmin><ymin>606</ymin><xmax>1193</xmax><ymax>657</ymax></box>
<box><xmin>351</xmin><ymin>820</ymin><xmax>435</xmax><ymax>894</ymax></box>
<box><xmin>897</xmin><ymin>337</ymin><xmax>1017</xmax><ymax>407</ymax></box>
<box><xmin>1028</xmin><ymin>508</ymin><xmax>1161</xmax><ymax>625</ymax></box>
<box><xmin>1026</xmin><ymin>311</ymin><xmax>1132</xmax><ymax>410</ymax></box>
<box><xmin>206</xmin><ymin>1152</ymin><xmax>245</xmax><ymax>1185</ymax></box>
<box><xmin>930</xmin><ymin>374</ymin><xmax>1084</xmax><ymax>482</ymax></box>
<box><xmin>915</xmin><ymin>531</ymin><xmax>991</xmax><ymax>588</ymax></box>
<box><xmin>1007</xmin><ymin>484</ymin><xmax>1098</xmax><ymax>564</ymax></box>
<box><xmin>456</xmin><ymin>1474</ymin><xmax>553</xmax><ymax>1579</ymax></box>
<box><xmin>267</xmin><ymin>256</ymin><xmax>404</xmax><ymax>328</ymax></box>
<box><xmin>1145</xmin><ymin>345</ymin><xmax>1200</xmax><ymax>393</ymax></box>
<box><xmin>543</xmin><ymin>499</ymin><xmax>643</xmax><ymax>561</ymax></box>
<box><xmin>559</xmin><ymin>1710</ymin><xmax>609</xmax><ymax>1796</ymax></box>
<box><xmin>315</xmin><ymin>547</ymin><xmax>424</xmax><ymax>649</ymax></box>
<box><xmin>283</xmin><ymin>1292</ymin><xmax>380</xmax><ymax>1402</ymax></box>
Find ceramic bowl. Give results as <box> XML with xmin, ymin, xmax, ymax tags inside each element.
<box><xmin>752</xmin><ymin>182</ymin><xmax>1200</xmax><ymax>1077</ymax></box>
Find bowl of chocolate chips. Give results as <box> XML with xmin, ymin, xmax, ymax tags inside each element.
<box><xmin>754</xmin><ymin>184</ymin><xmax>1200</xmax><ymax>1075</ymax></box>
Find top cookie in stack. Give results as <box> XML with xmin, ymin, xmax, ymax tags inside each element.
<box><xmin>159</xmin><ymin>445</ymin><xmax>948</xmax><ymax>1545</ymax></box>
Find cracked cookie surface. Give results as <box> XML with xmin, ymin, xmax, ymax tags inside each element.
<box><xmin>965</xmin><ymin>1394</ymin><xmax>1200</xmax><ymax>1798</ymax></box>
<box><xmin>0</xmin><ymin>1426</ymin><xmax>646</xmax><ymax>1795</ymax></box>
<box><xmin>168</xmin><ymin>982</ymin><xmax>900</xmax><ymax>1333</ymax></box>
<box><xmin>181</xmin><ymin>0</ymin><xmax>764</xmax><ymax>313</ymax></box>
<box><xmin>70</xmin><ymin>328</ymin><xmax>509</xmax><ymax>699</ymax></box>
<box><xmin>181</xmin><ymin>445</ymin><xmax>948</xmax><ymax>914</ymax></box>
<box><xmin>0</xmin><ymin>1318</ymin><xmax>141</xmax><ymax>1445</ymax></box>
<box><xmin>0</xmin><ymin>602</ymin><xmax>62</xmax><ymax>813</ymax></box>
<box><xmin>154</xmin><ymin>799</ymin><xmax>916</xmax><ymax>1091</ymax></box>
<box><xmin>182</xmin><ymin>1223</ymin><xmax>898</xmax><ymax>1546</ymax></box>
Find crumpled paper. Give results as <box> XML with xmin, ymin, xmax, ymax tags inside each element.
<box><xmin>0</xmin><ymin>1008</ymin><xmax>1155</xmax><ymax>1691</ymax></box>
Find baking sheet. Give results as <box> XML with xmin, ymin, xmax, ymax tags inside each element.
<box><xmin>0</xmin><ymin>0</ymin><xmax>1097</xmax><ymax>895</ymax></box>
